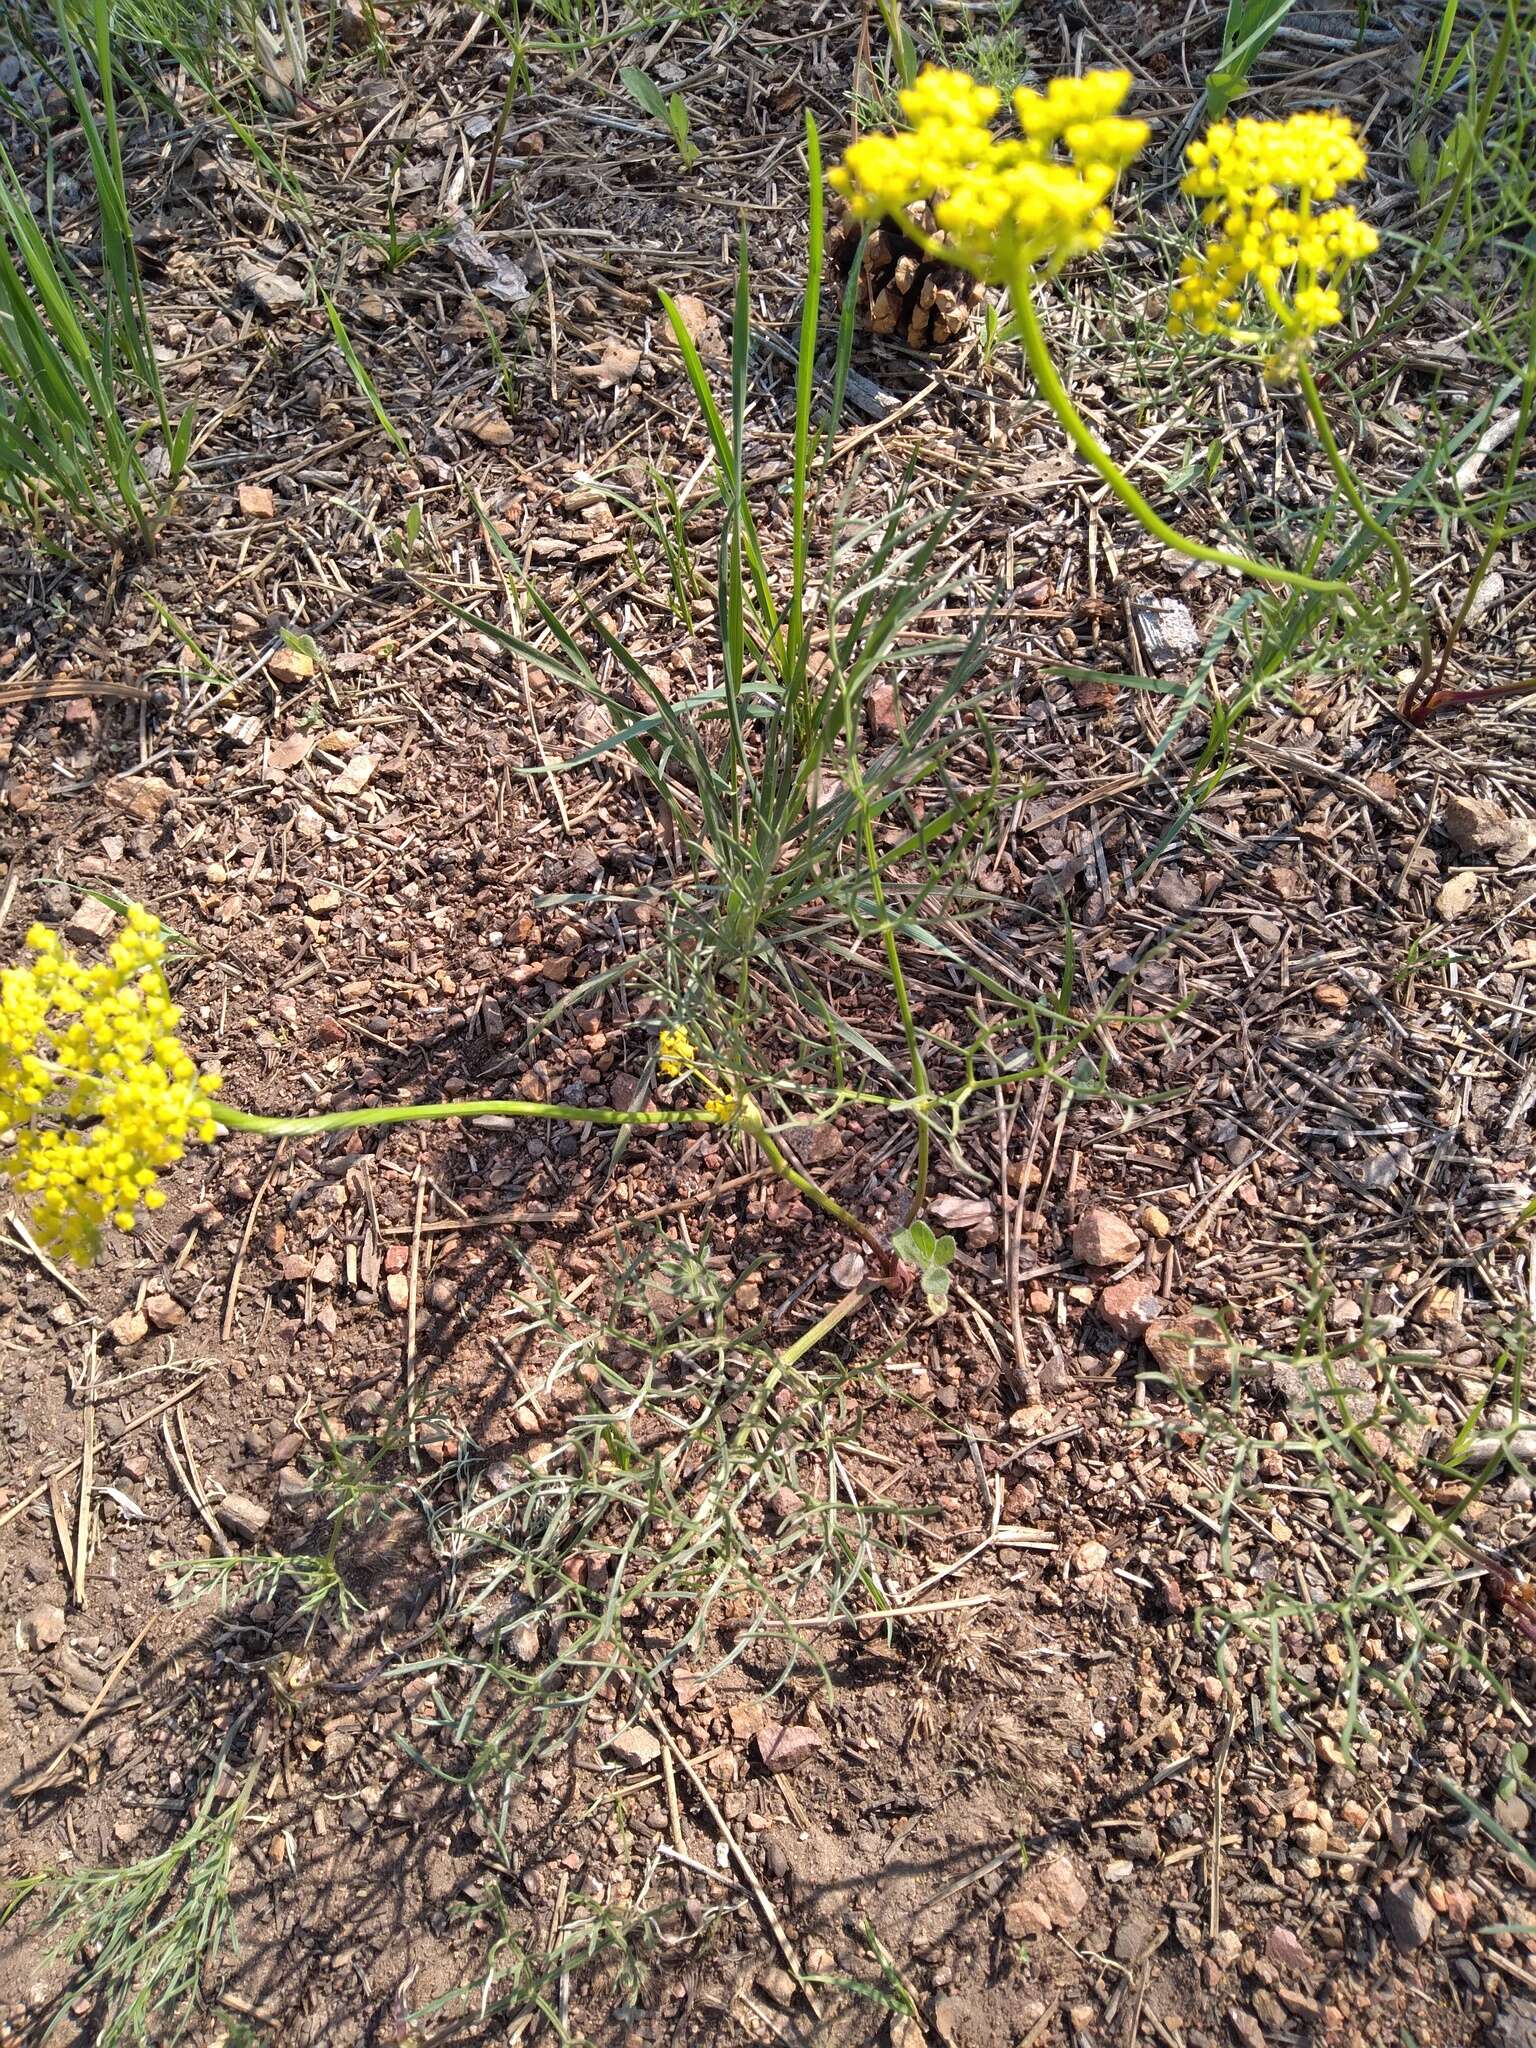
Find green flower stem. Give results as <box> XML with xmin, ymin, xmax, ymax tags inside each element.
<box><xmin>857</xmin><ymin>798</ymin><xmax>930</xmax><ymax>1228</ymax></box>
<box><xmin>213</xmin><ymin>1094</ymin><xmax>887</xmax><ymax>1259</ymax></box>
<box><xmin>212</xmin><ymin>1099</ymin><xmax>708</xmax><ymax>1140</ymax></box>
<box><xmin>1294</xmin><ymin>358</ymin><xmax>1431</xmax><ymax>676</ymax></box>
<box><xmin>1006</xmin><ymin>272</ymin><xmax>1357</xmax><ymax>600</ymax></box>
<box><xmin>735</xmin><ymin>1107</ymin><xmax>890</xmax><ymax>1262</ymax></box>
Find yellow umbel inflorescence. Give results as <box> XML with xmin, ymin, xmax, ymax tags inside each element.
<box><xmin>1170</xmin><ymin>111</ymin><xmax>1379</xmax><ymax>378</ymax></box>
<box><xmin>658</xmin><ymin>1025</ymin><xmax>697</xmax><ymax>1079</ymax></box>
<box><xmin>0</xmin><ymin>905</ymin><xmax>220</xmax><ymax>1264</ymax></box>
<box><xmin>829</xmin><ymin>66</ymin><xmax>1149</xmax><ymax>283</ymax></box>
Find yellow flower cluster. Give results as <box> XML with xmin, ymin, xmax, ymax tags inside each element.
<box><xmin>658</xmin><ymin>1025</ymin><xmax>696</xmax><ymax>1078</ymax></box>
<box><xmin>657</xmin><ymin>1025</ymin><xmax>737</xmax><ymax>1120</ymax></box>
<box><xmin>830</xmin><ymin>66</ymin><xmax>1149</xmax><ymax>283</ymax></box>
<box><xmin>0</xmin><ymin>906</ymin><xmax>220</xmax><ymax>1263</ymax></box>
<box><xmin>1170</xmin><ymin>110</ymin><xmax>1379</xmax><ymax>376</ymax></box>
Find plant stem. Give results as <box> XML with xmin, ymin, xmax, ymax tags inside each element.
<box><xmin>212</xmin><ymin>1099</ymin><xmax>709</xmax><ymax>1139</ymax></box>
<box><xmin>738</xmin><ymin>1107</ymin><xmax>892</xmax><ymax>1261</ymax></box>
<box><xmin>1007</xmin><ymin>278</ymin><xmax>1356</xmax><ymax>599</ymax></box>
<box><xmin>1398</xmin><ymin>303</ymin><xmax>1536</xmax><ymax>722</ymax></box>
<box><xmin>857</xmin><ymin>798</ymin><xmax>929</xmax><ymax>1227</ymax></box>
<box><xmin>214</xmin><ymin>1093</ymin><xmax>886</xmax><ymax>1258</ymax></box>
<box><xmin>1294</xmin><ymin>358</ymin><xmax>1431</xmax><ymax>681</ymax></box>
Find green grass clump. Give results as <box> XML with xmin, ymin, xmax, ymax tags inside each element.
<box><xmin>3</xmin><ymin>1744</ymin><xmax>253</xmax><ymax>2045</ymax></box>
<box><xmin>1144</xmin><ymin>1283</ymin><xmax>1533</xmax><ymax>1765</ymax></box>
<box><xmin>0</xmin><ymin>1</ymin><xmax>191</xmax><ymax>552</ymax></box>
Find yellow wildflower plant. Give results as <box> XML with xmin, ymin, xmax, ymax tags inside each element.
<box><xmin>829</xmin><ymin>65</ymin><xmax>1149</xmax><ymax>283</ymax></box>
<box><xmin>1170</xmin><ymin>110</ymin><xmax>1379</xmax><ymax>379</ymax></box>
<box><xmin>0</xmin><ymin>905</ymin><xmax>220</xmax><ymax>1263</ymax></box>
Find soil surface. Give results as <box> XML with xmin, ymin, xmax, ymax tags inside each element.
<box><xmin>1</xmin><ymin>4</ymin><xmax>1534</xmax><ymax>2046</ymax></box>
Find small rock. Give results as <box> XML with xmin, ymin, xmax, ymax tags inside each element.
<box><xmin>1381</xmin><ymin>1880</ymin><xmax>1435</xmax><ymax>1953</ymax></box>
<box><xmin>264</xmin><ymin>732</ymin><xmax>313</xmax><ymax>777</ymax></box>
<box><xmin>830</xmin><ymin>1251</ymin><xmax>867</xmax><ymax>1291</ymax></box>
<box><xmin>143</xmin><ymin>1292</ymin><xmax>185</xmax><ymax>1331</ymax></box>
<box><xmin>755</xmin><ymin>1723</ymin><xmax>822</xmax><ymax>1774</ymax></box>
<box><xmin>1072</xmin><ymin>1205</ymin><xmax>1139</xmax><ymax>1266</ymax></box>
<box><xmin>328</xmin><ymin>752</ymin><xmax>376</xmax><ymax>798</ymax></box>
<box><xmin>384</xmin><ymin>1272</ymin><xmax>411</xmax><ymax>1313</ymax></box>
<box><xmin>214</xmin><ymin>1492</ymin><xmax>270</xmax><ymax>1543</ymax></box>
<box><xmin>607</xmin><ymin>1725</ymin><xmax>662</xmax><ymax>1769</ymax></box>
<box><xmin>268</xmin><ymin>1431</ymin><xmax>305</xmax><ymax>1467</ymax></box>
<box><xmin>1144</xmin><ymin>1312</ymin><xmax>1227</xmax><ymax>1383</ymax></box>
<box><xmin>106</xmin><ymin>773</ymin><xmax>174</xmax><ymax>823</ymax></box>
<box><xmin>1028</xmin><ymin>1850</ymin><xmax>1089</xmax><ymax>1927</ymax></box>
<box><xmin>268</xmin><ymin>646</ymin><xmax>315</xmax><ymax>688</ymax></box>
<box><xmin>1492</xmin><ymin>1999</ymin><xmax>1536</xmax><ymax>2048</ymax></box>
<box><xmin>65</xmin><ymin>895</ymin><xmax>116</xmax><ymax>945</ymax></box>
<box><xmin>1150</xmin><ymin>1568</ymin><xmax>1184</xmax><ymax>1614</ymax></box>
<box><xmin>1074</xmin><ymin>1540</ymin><xmax>1109</xmax><ymax>1575</ymax></box>
<box><xmin>1113</xmin><ymin>1912</ymin><xmax>1162</xmax><ymax>1963</ymax></box>
<box><xmin>932</xmin><ymin>1997</ymin><xmax>963</xmax><ymax>2047</ymax></box>
<box><xmin>1154</xmin><ymin>867</ymin><xmax>1202</xmax><ymax>913</ymax></box>
<box><xmin>20</xmin><ymin>1604</ymin><xmax>66</xmax><ymax>1651</ymax></box>
<box><xmin>1436</xmin><ymin>870</ymin><xmax>1479</xmax><ymax>921</ymax></box>
<box><xmin>1265</xmin><ymin>1926</ymin><xmax>1310</xmax><ymax>1972</ymax></box>
<box><xmin>238</xmin><ymin>482</ymin><xmax>276</xmax><ymax>519</ymax></box>
<box><xmin>418</xmin><ymin>1426</ymin><xmax>458</xmax><ymax>1466</ymax></box>
<box><xmin>1139</xmin><ymin>1204</ymin><xmax>1172</xmax><ymax>1239</ymax></box>
<box><xmin>780</xmin><ymin>1120</ymin><xmax>842</xmax><ymax>1166</ymax></box>
<box><xmin>466</xmin><ymin>410</ymin><xmax>515</xmax><ymax>448</ymax></box>
<box><xmin>1495</xmin><ymin>1790</ymin><xmax>1532</xmax><ymax>1834</ymax></box>
<box><xmin>109</xmin><ymin>1308</ymin><xmax>150</xmax><ymax>1348</ymax></box>
<box><xmin>237</xmin><ymin>259</ymin><xmax>306</xmax><ymax>314</ymax></box>
<box><xmin>1004</xmin><ymin>1893</ymin><xmax>1051</xmax><ymax>1938</ymax></box>
<box><xmin>276</xmin><ymin>1464</ymin><xmax>311</xmax><ymax>1503</ymax></box>
<box><xmin>763</xmin><ymin>1485</ymin><xmax>801</xmax><ymax>1528</ymax></box>
<box><xmin>1267</xmin><ymin>1352</ymin><xmax>1374</xmax><ymax>1423</ymax></box>
<box><xmin>1443</xmin><ymin>792</ymin><xmax>1513</xmax><ymax>854</ymax></box>
<box><xmin>1463</xmin><ymin>570</ymin><xmax>1506</xmax><ymax>629</ymax></box>
<box><xmin>1099</xmin><ymin>1275</ymin><xmax>1162</xmax><ymax>1340</ymax></box>
<box><xmin>929</xmin><ymin>1193</ymin><xmax>992</xmax><ymax>1232</ymax></box>
<box><xmin>756</xmin><ymin>1967</ymin><xmax>797</xmax><ymax>2011</ymax></box>
<box><xmin>1132</xmin><ymin>595</ymin><xmax>1201</xmax><ymax>675</ymax></box>
<box><xmin>607</xmin><ymin>1072</ymin><xmax>644</xmax><ymax>1113</ymax></box>
<box><xmin>890</xmin><ymin>2018</ymin><xmax>926</xmax><ymax>2048</ymax></box>
<box><xmin>1229</xmin><ymin>2012</ymin><xmax>1266</xmax><ymax>2048</ymax></box>
<box><xmin>868</xmin><ymin>682</ymin><xmax>901</xmax><ymax>739</ymax></box>
<box><xmin>334</xmin><ymin>1</ymin><xmax>373</xmax><ymax>49</ymax></box>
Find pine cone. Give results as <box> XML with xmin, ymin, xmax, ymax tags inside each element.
<box><xmin>829</xmin><ymin>208</ymin><xmax>985</xmax><ymax>351</ymax></box>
